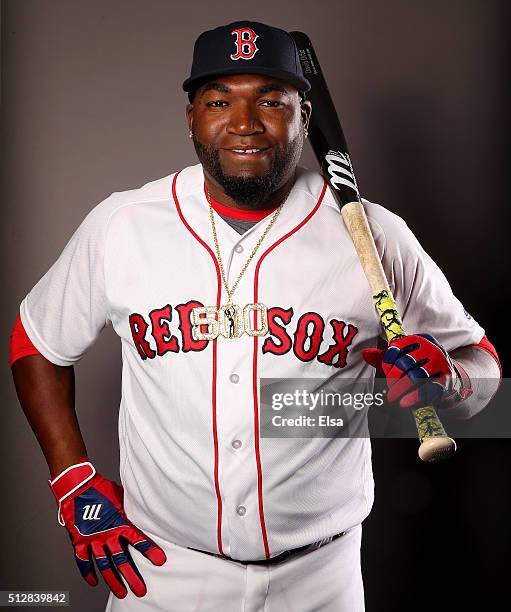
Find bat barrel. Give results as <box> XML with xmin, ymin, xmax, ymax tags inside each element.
<box><xmin>291</xmin><ymin>31</ymin><xmax>457</xmax><ymax>461</ymax></box>
<box><xmin>291</xmin><ymin>31</ymin><xmax>360</xmax><ymax>210</ymax></box>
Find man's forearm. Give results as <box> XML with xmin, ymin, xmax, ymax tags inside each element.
<box><xmin>445</xmin><ymin>345</ymin><xmax>501</xmax><ymax>419</ymax></box>
<box><xmin>11</xmin><ymin>355</ymin><xmax>87</xmax><ymax>477</ymax></box>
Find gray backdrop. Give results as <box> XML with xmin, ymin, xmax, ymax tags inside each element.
<box><xmin>1</xmin><ymin>1</ymin><xmax>509</xmax><ymax>610</ymax></box>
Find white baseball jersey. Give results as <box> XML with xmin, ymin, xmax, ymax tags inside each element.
<box><xmin>20</xmin><ymin>163</ymin><xmax>484</xmax><ymax>562</ymax></box>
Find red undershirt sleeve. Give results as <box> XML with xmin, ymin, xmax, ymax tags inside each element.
<box><xmin>9</xmin><ymin>312</ymin><xmax>42</xmax><ymax>367</ymax></box>
<box><xmin>469</xmin><ymin>334</ymin><xmax>502</xmax><ymax>378</ymax></box>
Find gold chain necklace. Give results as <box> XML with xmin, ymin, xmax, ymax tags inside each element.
<box><xmin>190</xmin><ymin>189</ymin><xmax>287</xmax><ymax>340</ymax></box>
<box><xmin>208</xmin><ymin>190</ymin><xmax>283</xmax><ymax>308</ymax></box>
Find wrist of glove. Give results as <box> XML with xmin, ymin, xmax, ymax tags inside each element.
<box><xmin>363</xmin><ymin>333</ymin><xmax>472</xmax><ymax>410</ymax></box>
<box><xmin>48</xmin><ymin>457</ymin><xmax>166</xmax><ymax>599</ymax></box>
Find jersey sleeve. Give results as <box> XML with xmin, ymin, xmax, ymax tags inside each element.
<box><xmin>19</xmin><ymin>202</ymin><xmax>111</xmax><ymax>366</ymax></box>
<box><xmin>365</xmin><ymin>201</ymin><xmax>485</xmax><ymax>352</ymax></box>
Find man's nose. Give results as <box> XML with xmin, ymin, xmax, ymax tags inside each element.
<box><xmin>227</xmin><ymin>103</ymin><xmax>264</xmax><ymax>135</ymax></box>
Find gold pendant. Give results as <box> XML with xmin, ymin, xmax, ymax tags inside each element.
<box><xmin>243</xmin><ymin>303</ymin><xmax>269</xmax><ymax>337</ymax></box>
<box><xmin>190</xmin><ymin>306</ymin><xmax>219</xmax><ymax>341</ymax></box>
<box><xmin>219</xmin><ymin>304</ymin><xmax>243</xmax><ymax>339</ymax></box>
<box><xmin>191</xmin><ymin>303</ymin><xmax>268</xmax><ymax>340</ymax></box>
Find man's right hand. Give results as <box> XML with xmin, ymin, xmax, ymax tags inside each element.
<box><xmin>48</xmin><ymin>458</ymin><xmax>167</xmax><ymax>599</ymax></box>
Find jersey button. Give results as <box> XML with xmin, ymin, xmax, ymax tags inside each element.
<box><xmin>236</xmin><ymin>506</ymin><xmax>246</xmax><ymax>516</ymax></box>
<box><xmin>230</xmin><ymin>373</ymin><xmax>240</xmax><ymax>384</ymax></box>
<box><xmin>231</xmin><ymin>439</ymin><xmax>242</xmax><ymax>450</ymax></box>
<box><xmin>234</xmin><ymin>244</ymin><xmax>244</xmax><ymax>253</ymax></box>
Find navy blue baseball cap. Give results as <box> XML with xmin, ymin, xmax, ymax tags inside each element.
<box><xmin>183</xmin><ymin>20</ymin><xmax>311</xmax><ymax>100</ymax></box>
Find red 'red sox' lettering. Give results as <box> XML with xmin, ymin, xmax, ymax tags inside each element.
<box><xmin>175</xmin><ymin>300</ymin><xmax>208</xmax><ymax>352</ymax></box>
<box><xmin>129</xmin><ymin>303</ymin><xmax>358</xmax><ymax>368</ymax></box>
<box><xmin>293</xmin><ymin>312</ymin><xmax>325</xmax><ymax>362</ymax></box>
<box><xmin>262</xmin><ymin>307</ymin><xmax>294</xmax><ymax>355</ymax></box>
<box><xmin>149</xmin><ymin>305</ymin><xmax>179</xmax><ymax>357</ymax></box>
<box><xmin>129</xmin><ymin>313</ymin><xmax>156</xmax><ymax>360</ymax></box>
<box><xmin>317</xmin><ymin>320</ymin><xmax>359</xmax><ymax>368</ymax></box>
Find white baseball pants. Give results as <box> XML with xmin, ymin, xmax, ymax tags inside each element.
<box><xmin>105</xmin><ymin>525</ymin><xmax>365</xmax><ymax>612</ymax></box>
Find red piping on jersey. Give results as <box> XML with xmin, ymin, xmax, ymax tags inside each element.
<box><xmin>172</xmin><ymin>171</ymin><xmax>225</xmax><ymax>556</ymax></box>
<box><xmin>251</xmin><ymin>179</ymin><xmax>328</xmax><ymax>559</ymax></box>
<box><xmin>204</xmin><ymin>183</ymin><xmax>278</xmax><ymax>221</ymax></box>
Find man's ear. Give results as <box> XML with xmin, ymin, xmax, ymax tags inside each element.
<box><xmin>186</xmin><ymin>103</ymin><xmax>193</xmax><ymax>131</ymax></box>
<box><xmin>301</xmin><ymin>99</ymin><xmax>312</xmax><ymax>134</ymax></box>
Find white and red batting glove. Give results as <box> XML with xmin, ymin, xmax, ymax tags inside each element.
<box><xmin>48</xmin><ymin>458</ymin><xmax>166</xmax><ymax>599</ymax></box>
<box><xmin>362</xmin><ymin>333</ymin><xmax>471</xmax><ymax>409</ymax></box>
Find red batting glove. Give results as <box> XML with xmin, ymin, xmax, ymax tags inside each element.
<box><xmin>48</xmin><ymin>458</ymin><xmax>166</xmax><ymax>599</ymax></box>
<box><xmin>363</xmin><ymin>333</ymin><xmax>471</xmax><ymax>409</ymax></box>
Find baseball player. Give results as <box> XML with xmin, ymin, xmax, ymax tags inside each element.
<box><xmin>10</xmin><ymin>20</ymin><xmax>501</xmax><ymax>612</ymax></box>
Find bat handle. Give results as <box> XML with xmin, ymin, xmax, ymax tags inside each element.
<box><xmin>341</xmin><ymin>202</ymin><xmax>457</xmax><ymax>462</ymax></box>
<box><xmin>373</xmin><ymin>288</ymin><xmax>457</xmax><ymax>462</ymax></box>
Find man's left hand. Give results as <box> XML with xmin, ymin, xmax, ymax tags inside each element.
<box><xmin>362</xmin><ymin>333</ymin><xmax>464</xmax><ymax>409</ymax></box>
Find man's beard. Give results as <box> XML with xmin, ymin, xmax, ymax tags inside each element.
<box><xmin>192</xmin><ymin>134</ymin><xmax>303</xmax><ymax>208</ymax></box>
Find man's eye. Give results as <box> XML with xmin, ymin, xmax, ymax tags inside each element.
<box><xmin>261</xmin><ymin>100</ymin><xmax>284</xmax><ymax>107</ymax></box>
<box><xmin>206</xmin><ymin>100</ymin><xmax>228</xmax><ymax>107</ymax></box>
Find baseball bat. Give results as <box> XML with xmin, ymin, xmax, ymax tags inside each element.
<box><xmin>290</xmin><ymin>31</ymin><xmax>456</xmax><ymax>462</ymax></box>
